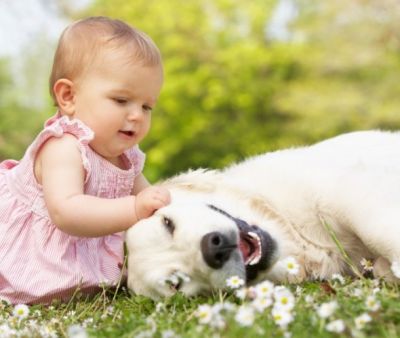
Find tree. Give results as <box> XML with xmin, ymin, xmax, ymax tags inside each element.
<box><xmin>276</xmin><ymin>0</ymin><xmax>400</xmax><ymax>140</ymax></box>
<box><xmin>85</xmin><ymin>0</ymin><xmax>297</xmax><ymax>180</ymax></box>
<box><xmin>77</xmin><ymin>0</ymin><xmax>400</xmax><ymax>180</ymax></box>
<box><xmin>0</xmin><ymin>59</ymin><xmax>46</xmax><ymax>160</ymax></box>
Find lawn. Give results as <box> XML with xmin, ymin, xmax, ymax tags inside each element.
<box><xmin>1</xmin><ymin>275</ymin><xmax>399</xmax><ymax>338</ymax></box>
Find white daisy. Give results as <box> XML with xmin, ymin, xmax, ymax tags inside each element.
<box><xmin>305</xmin><ymin>295</ymin><xmax>314</xmax><ymax>304</ymax></box>
<box><xmin>195</xmin><ymin>304</ymin><xmax>213</xmax><ymax>324</ymax></box>
<box><xmin>161</xmin><ymin>329</ymin><xmax>179</xmax><ymax>338</ymax></box>
<box><xmin>251</xmin><ymin>297</ymin><xmax>273</xmax><ymax>312</ymax></box>
<box><xmin>155</xmin><ymin>303</ymin><xmax>164</xmax><ymax>313</ymax></box>
<box><xmin>209</xmin><ymin>314</ymin><xmax>226</xmax><ymax>329</ymax></box>
<box><xmin>372</xmin><ymin>287</ymin><xmax>380</xmax><ymax>295</ymax></box>
<box><xmin>211</xmin><ymin>302</ymin><xmax>235</xmax><ymax>315</ymax></box>
<box><xmin>235</xmin><ymin>305</ymin><xmax>255</xmax><ymax>327</ymax></box>
<box><xmin>353</xmin><ymin>288</ymin><xmax>363</xmax><ymax>298</ymax></box>
<box><xmin>274</xmin><ymin>287</ymin><xmax>295</xmax><ymax>311</ymax></box>
<box><xmin>226</xmin><ymin>275</ymin><xmax>245</xmax><ymax>289</ymax></box>
<box><xmin>326</xmin><ymin>319</ymin><xmax>345</xmax><ymax>333</ymax></box>
<box><xmin>254</xmin><ymin>280</ymin><xmax>274</xmax><ymax>299</ymax></box>
<box><xmin>98</xmin><ymin>279</ymin><xmax>110</xmax><ymax>287</ymax></box>
<box><xmin>360</xmin><ymin>258</ymin><xmax>374</xmax><ymax>272</ymax></box>
<box><xmin>220</xmin><ymin>302</ymin><xmax>236</xmax><ymax>313</ymax></box>
<box><xmin>39</xmin><ymin>325</ymin><xmax>58</xmax><ymax>338</ymax></box>
<box><xmin>235</xmin><ymin>288</ymin><xmax>247</xmax><ymax>300</ymax></box>
<box><xmin>0</xmin><ymin>324</ymin><xmax>14</xmax><ymax>336</ymax></box>
<box><xmin>355</xmin><ymin>313</ymin><xmax>372</xmax><ymax>330</ymax></box>
<box><xmin>331</xmin><ymin>273</ymin><xmax>345</xmax><ymax>284</ymax></box>
<box><xmin>134</xmin><ymin>331</ymin><xmax>153</xmax><ymax>338</ymax></box>
<box><xmin>281</xmin><ymin>256</ymin><xmax>300</xmax><ymax>275</ymax></box>
<box><xmin>272</xmin><ymin>308</ymin><xmax>294</xmax><ymax>328</ymax></box>
<box><xmin>67</xmin><ymin>324</ymin><xmax>88</xmax><ymax>338</ymax></box>
<box><xmin>295</xmin><ymin>285</ymin><xmax>303</xmax><ymax>296</ymax></box>
<box><xmin>317</xmin><ymin>301</ymin><xmax>338</xmax><ymax>319</ymax></box>
<box><xmin>365</xmin><ymin>295</ymin><xmax>381</xmax><ymax>312</ymax></box>
<box><xmin>13</xmin><ymin>304</ymin><xmax>30</xmax><ymax>319</ymax></box>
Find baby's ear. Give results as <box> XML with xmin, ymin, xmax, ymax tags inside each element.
<box><xmin>53</xmin><ymin>79</ymin><xmax>76</xmax><ymax>117</ymax></box>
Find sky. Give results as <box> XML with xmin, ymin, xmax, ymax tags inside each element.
<box><xmin>0</xmin><ymin>0</ymin><xmax>91</xmax><ymax>108</ymax></box>
<box><xmin>0</xmin><ymin>0</ymin><xmax>91</xmax><ymax>57</ymax></box>
<box><xmin>0</xmin><ymin>0</ymin><xmax>297</xmax><ymax>58</ymax></box>
<box><xmin>0</xmin><ymin>0</ymin><xmax>295</xmax><ymax>108</ymax></box>
<box><xmin>267</xmin><ymin>0</ymin><xmax>298</xmax><ymax>41</ymax></box>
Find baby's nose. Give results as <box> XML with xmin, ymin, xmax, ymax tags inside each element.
<box><xmin>127</xmin><ymin>107</ymin><xmax>144</xmax><ymax>120</ymax></box>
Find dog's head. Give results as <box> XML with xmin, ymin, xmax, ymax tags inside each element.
<box><xmin>126</xmin><ymin>200</ymin><xmax>280</xmax><ymax>299</ymax></box>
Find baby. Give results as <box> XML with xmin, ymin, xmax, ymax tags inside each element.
<box><xmin>0</xmin><ymin>16</ymin><xmax>170</xmax><ymax>304</ymax></box>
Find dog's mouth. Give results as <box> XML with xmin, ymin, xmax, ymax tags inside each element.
<box><xmin>239</xmin><ymin>230</ymin><xmax>262</xmax><ymax>266</ymax></box>
<box><xmin>208</xmin><ymin>205</ymin><xmax>277</xmax><ymax>282</ymax></box>
<box><xmin>237</xmin><ymin>221</ymin><xmax>276</xmax><ymax>282</ymax></box>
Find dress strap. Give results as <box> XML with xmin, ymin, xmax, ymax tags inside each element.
<box><xmin>28</xmin><ymin>114</ymin><xmax>95</xmax><ymax>183</ymax></box>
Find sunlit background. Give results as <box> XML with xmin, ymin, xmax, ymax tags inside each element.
<box><xmin>1</xmin><ymin>0</ymin><xmax>400</xmax><ymax>181</ymax></box>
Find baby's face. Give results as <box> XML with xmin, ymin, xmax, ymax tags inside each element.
<box><xmin>70</xmin><ymin>49</ymin><xmax>163</xmax><ymax>164</ymax></box>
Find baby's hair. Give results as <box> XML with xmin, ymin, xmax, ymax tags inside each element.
<box><xmin>49</xmin><ymin>16</ymin><xmax>162</xmax><ymax>105</ymax></box>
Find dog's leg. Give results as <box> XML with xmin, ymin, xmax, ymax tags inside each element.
<box><xmin>348</xmin><ymin>205</ymin><xmax>400</xmax><ymax>283</ymax></box>
<box><xmin>373</xmin><ymin>256</ymin><xmax>398</xmax><ymax>281</ymax></box>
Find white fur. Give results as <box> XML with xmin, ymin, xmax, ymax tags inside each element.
<box><xmin>126</xmin><ymin>130</ymin><xmax>400</xmax><ymax>299</ymax></box>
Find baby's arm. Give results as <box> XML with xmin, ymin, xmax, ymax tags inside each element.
<box><xmin>37</xmin><ymin>135</ymin><xmax>169</xmax><ymax>237</ymax></box>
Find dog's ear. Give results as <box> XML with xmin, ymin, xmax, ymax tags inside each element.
<box><xmin>162</xmin><ymin>169</ymin><xmax>219</xmax><ymax>192</ymax></box>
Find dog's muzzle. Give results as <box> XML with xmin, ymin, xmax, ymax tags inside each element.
<box><xmin>200</xmin><ymin>231</ymin><xmax>237</xmax><ymax>269</ymax></box>
<box><xmin>204</xmin><ymin>204</ymin><xmax>277</xmax><ymax>282</ymax></box>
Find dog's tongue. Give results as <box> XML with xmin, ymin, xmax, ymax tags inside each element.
<box><xmin>239</xmin><ymin>239</ymin><xmax>251</xmax><ymax>261</ymax></box>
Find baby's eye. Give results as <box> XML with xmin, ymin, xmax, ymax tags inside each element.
<box><xmin>113</xmin><ymin>98</ymin><xmax>128</xmax><ymax>105</ymax></box>
<box><xmin>143</xmin><ymin>105</ymin><xmax>153</xmax><ymax>112</ymax></box>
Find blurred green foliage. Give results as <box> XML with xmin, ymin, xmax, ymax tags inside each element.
<box><xmin>0</xmin><ymin>59</ymin><xmax>45</xmax><ymax>160</ymax></box>
<box><xmin>1</xmin><ymin>0</ymin><xmax>400</xmax><ymax>181</ymax></box>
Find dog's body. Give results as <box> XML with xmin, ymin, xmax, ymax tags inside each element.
<box><xmin>126</xmin><ymin>130</ymin><xmax>400</xmax><ymax>299</ymax></box>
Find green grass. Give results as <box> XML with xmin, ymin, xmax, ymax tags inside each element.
<box><xmin>1</xmin><ymin>278</ymin><xmax>400</xmax><ymax>337</ymax></box>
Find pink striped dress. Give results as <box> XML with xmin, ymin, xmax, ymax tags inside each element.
<box><xmin>0</xmin><ymin>113</ymin><xmax>145</xmax><ymax>304</ymax></box>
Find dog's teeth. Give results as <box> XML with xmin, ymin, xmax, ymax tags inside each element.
<box><xmin>248</xmin><ymin>232</ymin><xmax>262</xmax><ymax>248</ymax></box>
<box><xmin>249</xmin><ymin>253</ymin><xmax>261</xmax><ymax>265</ymax></box>
<box><xmin>244</xmin><ymin>231</ymin><xmax>262</xmax><ymax>265</ymax></box>
<box><xmin>248</xmin><ymin>232</ymin><xmax>259</xmax><ymax>240</ymax></box>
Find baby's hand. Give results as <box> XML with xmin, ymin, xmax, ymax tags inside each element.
<box><xmin>134</xmin><ymin>186</ymin><xmax>171</xmax><ymax>221</ymax></box>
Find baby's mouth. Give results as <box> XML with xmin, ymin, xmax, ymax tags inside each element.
<box><xmin>119</xmin><ymin>130</ymin><xmax>135</xmax><ymax>137</ymax></box>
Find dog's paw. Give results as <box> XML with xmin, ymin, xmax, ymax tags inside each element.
<box><xmin>373</xmin><ymin>257</ymin><xmax>398</xmax><ymax>282</ymax></box>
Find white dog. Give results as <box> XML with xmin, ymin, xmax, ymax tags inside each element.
<box><xmin>126</xmin><ymin>130</ymin><xmax>400</xmax><ymax>299</ymax></box>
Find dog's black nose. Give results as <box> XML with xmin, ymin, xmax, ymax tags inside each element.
<box><xmin>200</xmin><ymin>231</ymin><xmax>236</xmax><ymax>269</ymax></box>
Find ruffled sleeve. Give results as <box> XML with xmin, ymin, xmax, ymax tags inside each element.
<box><xmin>28</xmin><ymin>114</ymin><xmax>95</xmax><ymax>183</ymax></box>
<box><xmin>125</xmin><ymin>145</ymin><xmax>146</xmax><ymax>177</ymax></box>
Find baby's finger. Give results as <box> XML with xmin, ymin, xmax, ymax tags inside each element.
<box><xmin>158</xmin><ymin>189</ymin><xmax>171</xmax><ymax>203</ymax></box>
<box><xmin>153</xmin><ymin>196</ymin><xmax>169</xmax><ymax>207</ymax></box>
<box><xmin>154</xmin><ymin>192</ymin><xmax>171</xmax><ymax>206</ymax></box>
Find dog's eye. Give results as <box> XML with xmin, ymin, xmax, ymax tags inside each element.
<box><xmin>162</xmin><ymin>216</ymin><xmax>175</xmax><ymax>234</ymax></box>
